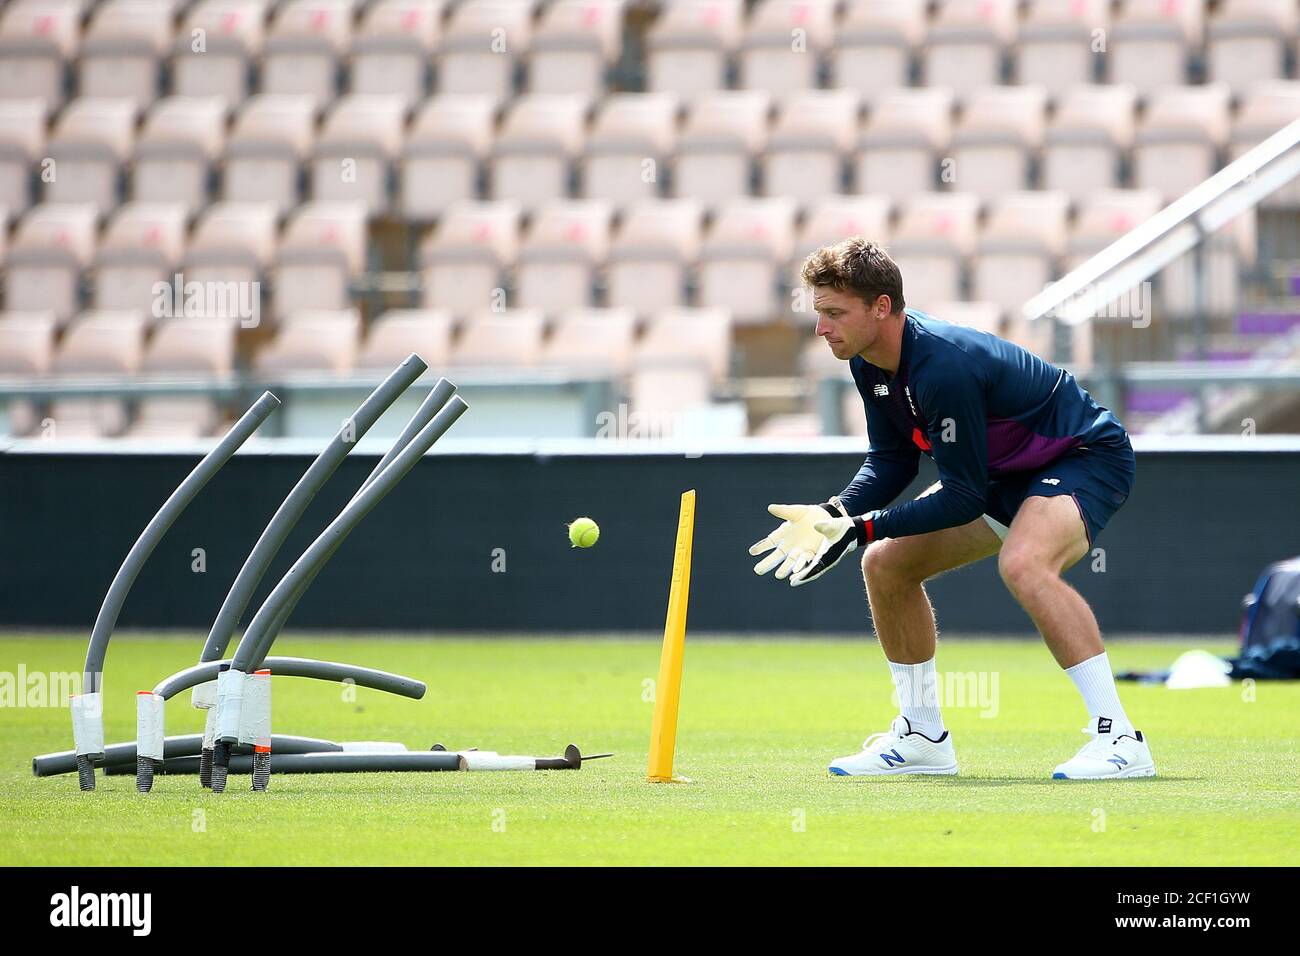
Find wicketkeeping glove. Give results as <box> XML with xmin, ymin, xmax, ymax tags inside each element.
<box><xmin>787</xmin><ymin>513</ymin><xmax>874</xmax><ymax>588</ymax></box>
<box><xmin>750</xmin><ymin>499</ymin><xmax>848</xmax><ymax>583</ymax></box>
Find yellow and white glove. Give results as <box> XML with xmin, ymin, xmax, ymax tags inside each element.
<box><xmin>749</xmin><ymin>499</ymin><xmax>848</xmax><ymax>583</ymax></box>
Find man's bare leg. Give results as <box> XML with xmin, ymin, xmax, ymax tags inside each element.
<box><xmin>861</xmin><ymin>516</ymin><xmax>1003</xmax><ymax>664</ymax></box>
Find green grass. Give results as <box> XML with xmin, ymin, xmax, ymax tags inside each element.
<box><xmin>2</xmin><ymin>633</ymin><xmax>1297</xmax><ymax>866</ymax></box>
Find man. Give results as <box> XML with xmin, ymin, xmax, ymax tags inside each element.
<box><xmin>750</xmin><ymin>237</ymin><xmax>1153</xmax><ymax>780</ymax></box>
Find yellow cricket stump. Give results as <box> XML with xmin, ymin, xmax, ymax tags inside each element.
<box><xmin>647</xmin><ymin>489</ymin><xmax>695</xmax><ymax>783</ymax></box>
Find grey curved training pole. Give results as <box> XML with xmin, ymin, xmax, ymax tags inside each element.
<box><xmin>155</xmin><ymin>656</ymin><xmax>427</xmax><ymax>702</ymax></box>
<box><xmin>207</xmin><ymin>396</ymin><xmax>468</xmax><ymax>791</ymax></box>
<box><xmin>32</xmin><ymin>734</ymin><xmax>341</xmax><ymax>777</ymax></box>
<box><xmin>257</xmin><ymin>379</ymin><xmax>458</xmax><ymax>653</ymax></box>
<box><xmin>71</xmin><ymin>391</ymin><xmax>280</xmax><ymax>791</ymax></box>
<box><xmin>196</xmin><ymin>354</ymin><xmax>428</xmax><ymax>665</ymax></box>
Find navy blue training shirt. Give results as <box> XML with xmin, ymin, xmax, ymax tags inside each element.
<box><xmin>837</xmin><ymin>309</ymin><xmax>1128</xmax><ymax>539</ymax></box>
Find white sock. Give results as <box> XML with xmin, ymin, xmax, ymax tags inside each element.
<box><xmin>1065</xmin><ymin>652</ymin><xmax>1131</xmax><ymax>727</ymax></box>
<box><xmin>887</xmin><ymin>658</ymin><xmax>945</xmax><ymax>740</ymax></box>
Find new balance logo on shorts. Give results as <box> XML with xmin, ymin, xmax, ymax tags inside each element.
<box><xmin>1041</xmin><ymin>478</ymin><xmax>1061</xmax><ymax>485</ymax></box>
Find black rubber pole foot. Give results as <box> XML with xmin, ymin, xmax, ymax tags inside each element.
<box><xmin>199</xmin><ymin>747</ymin><xmax>213</xmax><ymax>788</ymax></box>
<box><xmin>251</xmin><ymin>751</ymin><xmax>270</xmax><ymax>792</ymax></box>
<box><xmin>76</xmin><ymin>754</ymin><xmax>96</xmax><ymax>792</ymax></box>
<box><xmin>210</xmin><ymin>740</ymin><xmax>230</xmax><ymax>793</ymax></box>
<box><xmin>136</xmin><ymin>756</ymin><xmax>155</xmax><ymax>793</ymax></box>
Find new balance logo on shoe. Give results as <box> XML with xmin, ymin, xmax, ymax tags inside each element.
<box><xmin>880</xmin><ymin>749</ymin><xmax>906</xmax><ymax>768</ymax></box>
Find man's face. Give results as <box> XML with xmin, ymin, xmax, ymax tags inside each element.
<box><xmin>813</xmin><ymin>286</ymin><xmax>891</xmax><ymax>360</ymax></box>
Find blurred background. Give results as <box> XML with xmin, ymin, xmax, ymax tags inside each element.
<box><xmin>1</xmin><ymin>0</ymin><xmax>1299</xmax><ymax>444</ymax></box>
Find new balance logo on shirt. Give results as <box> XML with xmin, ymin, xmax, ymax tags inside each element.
<box><xmin>1041</xmin><ymin>478</ymin><xmax>1061</xmax><ymax>485</ymax></box>
<box><xmin>874</xmin><ymin>384</ymin><xmax>890</xmax><ymax>397</ymax></box>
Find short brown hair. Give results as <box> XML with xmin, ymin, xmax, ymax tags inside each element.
<box><xmin>800</xmin><ymin>237</ymin><xmax>905</xmax><ymax>314</ymax></box>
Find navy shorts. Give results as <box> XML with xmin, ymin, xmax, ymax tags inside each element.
<box><xmin>982</xmin><ymin>439</ymin><xmax>1136</xmax><ymax>546</ymax></box>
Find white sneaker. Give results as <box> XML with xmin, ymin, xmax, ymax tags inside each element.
<box><xmin>828</xmin><ymin>716</ymin><xmax>958</xmax><ymax>777</ymax></box>
<box><xmin>1052</xmin><ymin>716</ymin><xmax>1156</xmax><ymax>780</ymax></box>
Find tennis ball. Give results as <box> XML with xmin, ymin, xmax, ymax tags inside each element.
<box><xmin>568</xmin><ymin>517</ymin><xmax>600</xmax><ymax>548</ymax></box>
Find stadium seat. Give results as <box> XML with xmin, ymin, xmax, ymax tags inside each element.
<box><xmin>582</xmin><ymin>93</ymin><xmax>678</xmax><ymax>205</ymax></box>
<box><xmin>489</xmin><ymin>93</ymin><xmax>587</xmax><ymax>208</ymax></box>
<box><xmin>272</xmin><ymin>200</ymin><xmax>369</xmax><ymax>319</ymax></box>
<box><xmin>0</xmin><ymin>0</ymin><xmax>82</xmax><ymax>111</ymax></box>
<box><xmin>0</xmin><ymin>98</ymin><xmax>46</xmax><ymax>216</ymax></box>
<box><xmin>627</xmin><ymin>361</ymin><xmax>714</xmax><ymax>436</ymax></box>
<box><xmin>1109</xmin><ymin>0</ymin><xmax>1205</xmax><ymax>95</ymax></box>
<box><xmin>973</xmin><ymin>191</ymin><xmax>1069</xmax><ymax>318</ymax></box>
<box><xmin>529</xmin><ymin>0</ymin><xmax>624</xmax><ymax>98</ymax></box>
<box><xmin>950</xmin><ymin>85</ymin><xmax>1047</xmax><ymax>200</ymax></box>
<box><xmin>789</xmin><ymin>195</ymin><xmax>892</xmax><ymax>322</ymax></box>
<box><xmin>183</xmin><ymin>201</ymin><xmax>279</xmax><ymax>312</ymax></box>
<box><xmin>357</xmin><ymin>309</ymin><xmax>456</xmax><ymax>370</ymax></box>
<box><xmin>262</xmin><ymin>0</ymin><xmax>352</xmax><ymax>111</ymax></box>
<box><xmin>1066</xmin><ymin>188</ymin><xmax>1164</xmax><ymax>266</ymax></box>
<box><xmin>673</xmin><ymin>90</ymin><xmax>770</xmax><ymax>207</ymax></box>
<box><xmin>738</xmin><ymin>0</ymin><xmax>836</xmax><ymax>96</ymax></box>
<box><xmin>453</xmin><ymin>308</ymin><xmax>547</xmax><ymax>366</ymax></box>
<box><xmin>639</xmin><ymin>307</ymin><xmax>732</xmax><ymax>381</ymax></box>
<box><xmin>419</xmin><ymin>199</ymin><xmax>522</xmax><ymax>317</ymax></box>
<box><xmin>1042</xmin><ymin>84</ymin><xmax>1136</xmax><ymax>202</ymax></box>
<box><xmin>172</xmin><ymin>0</ymin><xmax>266</xmax><ymax>111</ymax></box>
<box><xmin>5</xmin><ymin>202</ymin><xmax>99</xmax><ymax>322</ymax></box>
<box><xmin>131</xmin><ymin>96</ymin><xmax>226</xmax><ymax>215</ymax></box>
<box><xmin>255</xmin><ymin>308</ymin><xmax>361</xmax><ymax>375</ymax></box>
<box><xmin>1206</xmin><ymin>0</ymin><xmax>1296</xmax><ymax>98</ymax></box>
<box><xmin>78</xmin><ymin>0</ymin><xmax>171</xmax><ymax>110</ymax></box>
<box><xmin>762</xmin><ymin>88</ymin><xmax>859</xmax><ymax>205</ymax></box>
<box><xmin>310</xmin><ymin>94</ymin><xmax>407</xmax><ymax>213</ymax></box>
<box><xmin>439</xmin><ymin>0</ymin><xmax>534</xmax><ymax>105</ymax></box>
<box><xmin>889</xmin><ymin>192</ymin><xmax>980</xmax><ymax>307</ymax></box>
<box><xmin>697</xmin><ymin>198</ymin><xmax>796</xmax><ymax>324</ymax></box>
<box><xmin>931</xmin><ymin>300</ymin><xmax>1003</xmax><ymax>337</ymax></box>
<box><xmin>143</xmin><ymin>314</ymin><xmax>241</xmax><ymax>375</ymax></box>
<box><xmin>646</xmin><ymin>0</ymin><xmax>743</xmax><ymax>98</ymax></box>
<box><xmin>514</xmin><ymin>200</ymin><xmax>612</xmax><ymax>315</ymax></box>
<box><xmin>606</xmin><ymin>198</ymin><xmax>703</xmax><ymax>317</ymax></box>
<box><xmin>541</xmin><ymin>308</ymin><xmax>638</xmax><ymax>371</ymax></box>
<box><xmin>54</xmin><ymin>309</ymin><xmax>150</xmax><ymax>374</ymax></box>
<box><xmin>830</xmin><ymin>0</ymin><xmax>924</xmax><ymax>102</ymax></box>
<box><xmin>93</xmin><ymin>201</ymin><xmax>189</xmax><ymax>313</ymax></box>
<box><xmin>223</xmin><ymin>94</ymin><xmax>317</xmax><ymax>216</ymax></box>
<box><xmin>1133</xmin><ymin>84</ymin><xmax>1231</xmax><ymax>203</ymax></box>
<box><xmin>126</xmin><ymin>396</ymin><xmax>224</xmax><ymax>438</ymax></box>
<box><xmin>44</xmin><ymin>97</ymin><xmax>137</xmax><ymax>216</ymax></box>
<box><xmin>1017</xmin><ymin>0</ymin><xmax>1108</xmax><ymax>95</ymax></box>
<box><xmin>0</xmin><ymin>311</ymin><xmax>59</xmax><ymax>375</ymax></box>
<box><xmin>350</xmin><ymin>0</ymin><xmax>441</xmax><ymax>108</ymax></box>
<box><xmin>922</xmin><ymin>0</ymin><xmax>1016</xmax><ymax>91</ymax></box>
<box><xmin>854</xmin><ymin>87</ymin><xmax>952</xmax><ymax>199</ymax></box>
<box><xmin>400</xmin><ymin>94</ymin><xmax>496</xmax><ymax>220</ymax></box>
<box><xmin>1230</xmin><ymin>81</ymin><xmax>1300</xmax><ymax>208</ymax></box>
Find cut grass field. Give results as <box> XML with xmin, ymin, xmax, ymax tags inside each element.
<box><xmin>2</xmin><ymin>633</ymin><xmax>1297</xmax><ymax>866</ymax></box>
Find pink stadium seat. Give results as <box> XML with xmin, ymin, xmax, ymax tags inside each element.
<box><xmin>1109</xmin><ymin>0</ymin><xmax>1205</xmax><ymax>94</ymax></box>
<box><xmin>44</xmin><ymin>98</ymin><xmax>138</xmax><ymax>216</ymax></box>
<box><xmin>582</xmin><ymin>93</ymin><xmax>678</xmax><ymax>205</ymax></box>
<box><xmin>126</xmin><ymin>396</ymin><xmax>224</xmax><ymax>438</ymax></box>
<box><xmin>5</xmin><ymin>203</ymin><xmax>99</xmax><ymax>322</ymax></box>
<box><xmin>0</xmin><ymin>0</ymin><xmax>82</xmax><ymax>110</ymax></box>
<box><xmin>541</xmin><ymin>308</ymin><xmax>638</xmax><ymax>372</ymax></box>
<box><xmin>889</xmin><ymin>192</ymin><xmax>980</xmax><ymax>307</ymax></box>
<box><xmin>627</xmin><ymin>362</ymin><xmax>714</xmax><ymax>436</ymax></box>
<box><xmin>439</xmin><ymin>0</ymin><xmax>534</xmax><ymax>105</ymax></box>
<box><xmin>854</xmin><ymin>87</ymin><xmax>953</xmax><ymax>200</ymax></box>
<box><xmin>0</xmin><ymin>312</ymin><xmax>59</xmax><ymax>376</ymax></box>
<box><xmin>1230</xmin><ymin>81</ymin><xmax>1300</xmax><ymax>208</ymax></box>
<box><xmin>1133</xmin><ymin>84</ymin><xmax>1231</xmax><ymax>203</ymax></box>
<box><xmin>420</xmin><ymin>200</ymin><xmax>522</xmax><ymax>317</ymax></box>
<box><xmin>183</xmin><ymin>201</ymin><xmax>279</xmax><ymax>308</ymax></box>
<box><xmin>453</xmin><ymin>308</ymin><xmax>547</xmax><ymax>367</ymax></box>
<box><xmin>697</xmin><ymin>198</ymin><xmax>796</xmax><ymax>324</ymax></box>
<box><xmin>514</xmin><ymin>200</ymin><xmax>612</xmax><ymax>315</ymax></box>
<box><xmin>224</xmin><ymin>95</ymin><xmax>317</xmax><ymax>215</ymax></box>
<box><xmin>973</xmin><ymin>191</ymin><xmax>1069</xmax><ymax>318</ymax></box>
<box><xmin>762</xmin><ymin>89</ymin><xmax>860</xmax><ymax>205</ymax></box>
<box><xmin>132</xmin><ymin>96</ymin><xmax>226</xmax><ymax>215</ymax></box>
<box><xmin>93</xmin><ymin>201</ymin><xmax>189</xmax><ymax>313</ymax></box>
<box><xmin>646</xmin><ymin>0</ymin><xmax>743</xmax><ymax>98</ymax></box>
<box><xmin>143</xmin><ymin>314</ymin><xmax>241</xmax><ymax>376</ymax></box>
<box><xmin>0</xmin><ymin>98</ymin><xmax>46</xmax><ymax>216</ymax></box>
<box><xmin>922</xmin><ymin>0</ymin><xmax>1016</xmax><ymax>91</ymax></box>
<box><xmin>172</xmin><ymin>0</ymin><xmax>266</xmax><ymax>111</ymax></box>
<box><xmin>1206</xmin><ymin>0</ymin><xmax>1296</xmax><ymax>98</ymax></box>
<box><xmin>262</xmin><ymin>0</ymin><xmax>352</xmax><ymax>111</ymax></box>
<box><xmin>1042</xmin><ymin>84</ymin><xmax>1136</xmax><ymax>202</ymax></box>
<box><xmin>529</xmin><ymin>0</ymin><xmax>624</xmax><ymax>98</ymax></box>
<box><xmin>311</xmin><ymin>94</ymin><xmax>407</xmax><ymax>214</ymax></box>
<box><xmin>78</xmin><ymin>0</ymin><xmax>172</xmax><ymax>110</ymax></box>
<box><xmin>272</xmin><ymin>200</ymin><xmax>368</xmax><ymax>318</ymax></box>
<box><xmin>1067</xmin><ymin>188</ymin><xmax>1164</xmax><ymax>265</ymax></box>
<box><xmin>255</xmin><ymin>308</ymin><xmax>361</xmax><ymax>375</ymax></box>
<box><xmin>54</xmin><ymin>309</ymin><xmax>150</xmax><ymax>375</ymax></box>
<box><xmin>606</xmin><ymin>198</ymin><xmax>703</xmax><ymax>317</ymax></box>
<box><xmin>831</xmin><ymin>0</ymin><xmax>924</xmax><ymax>102</ymax></box>
<box><xmin>950</xmin><ymin>85</ymin><xmax>1047</xmax><ymax>200</ymax></box>
<box><xmin>1017</xmin><ymin>0</ymin><xmax>1108</xmax><ymax>95</ymax></box>
<box><xmin>673</xmin><ymin>90</ymin><xmax>771</xmax><ymax>208</ymax></box>
<box><xmin>351</xmin><ymin>0</ymin><xmax>442</xmax><ymax>108</ymax></box>
<box><xmin>738</xmin><ymin>0</ymin><xmax>836</xmax><ymax>97</ymax></box>
<box><xmin>638</xmin><ymin>307</ymin><xmax>732</xmax><ymax>382</ymax></box>
<box><xmin>490</xmin><ymin>94</ymin><xmax>588</xmax><ymax>208</ymax></box>
<box><xmin>357</xmin><ymin>309</ymin><xmax>456</xmax><ymax>370</ymax></box>
<box><xmin>400</xmin><ymin>94</ymin><xmax>496</xmax><ymax>220</ymax></box>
